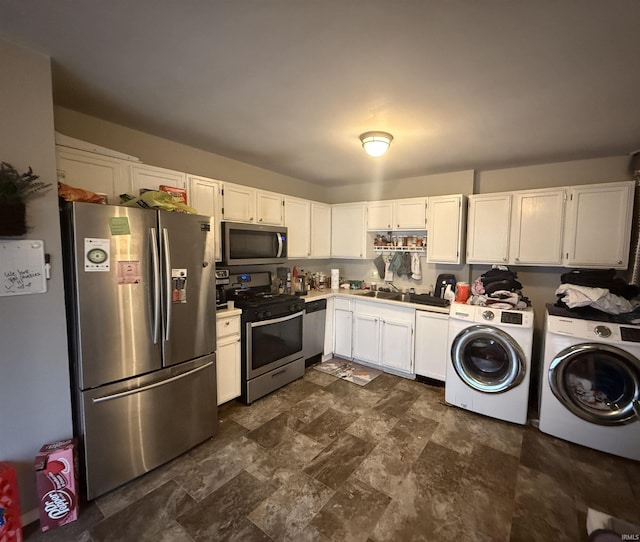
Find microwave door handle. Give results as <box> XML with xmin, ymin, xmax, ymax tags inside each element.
<box><xmin>276</xmin><ymin>232</ymin><xmax>283</xmax><ymax>258</ymax></box>
<box><xmin>163</xmin><ymin>227</ymin><xmax>172</xmax><ymax>341</ymax></box>
<box><xmin>150</xmin><ymin>227</ymin><xmax>161</xmax><ymax>344</ymax></box>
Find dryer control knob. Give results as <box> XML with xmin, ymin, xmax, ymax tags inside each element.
<box><xmin>481</xmin><ymin>310</ymin><xmax>495</xmax><ymax>321</ymax></box>
<box><xmin>594</xmin><ymin>325</ymin><xmax>612</xmax><ymax>338</ymax></box>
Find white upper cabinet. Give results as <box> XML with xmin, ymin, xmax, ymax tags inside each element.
<box><xmin>284</xmin><ymin>196</ymin><xmax>311</xmax><ymax>258</ymax></box>
<box><xmin>426</xmin><ymin>194</ymin><xmax>466</xmax><ymax>264</ymax></box>
<box><xmin>311</xmin><ymin>202</ymin><xmax>331</xmax><ymax>258</ymax></box>
<box><xmin>367</xmin><ymin>201</ymin><xmax>393</xmax><ymax>230</ymax></box>
<box><xmin>130</xmin><ymin>163</ymin><xmax>186</xmax><ymax>195</ymax></box>
<box><xmin>55</xmin><ymin>147</ymin><xmax>131</xmax><ymax>204</ymax></box>
<box><xmin>509</xmin><ymin>188</ymin><xmax>565</xmax><ymax>266</ymax></box>
<box><xmin>222</xmin><ymin>184</ymin><xmax>283</xmax><ymax>225</ymax></box>
<box><xmin>331</xmin><ymin>202</ymin><xmax>367</xmax><ymax>259</ymax></box>
<box><xmin>466</xmin><ymin>193</ymin><xmax>512</xmax><ymax>264</ymax></box>
<box><xmin>221</xmin><ymin>183</ymin><xmax>255</xmax><ymax>223</ymax></box>
<box><xmin>394</xmin><ymin>198</ymin><xmax>428</xmax><ymax>229</ymax></box>
<box><xmin>256</xmin><ymin>189</ymin><xmax>284</xmax><ymax>225</ymax></box>
<box><xmin>188</xmin><ymin>175</ymin><xmax>222</xmax><ymax>262</ymax></box>
<box><xmin>562</xmin><ymin>181</ymin><xmax>635</xmax><ymax>269</ymax></box>
<box><xmin>367</xmin><ymin>198</ymin><xmax>427</xmax><ymax>230</ymax></box>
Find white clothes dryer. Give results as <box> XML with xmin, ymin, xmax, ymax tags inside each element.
<box><xmin>539</xmin><ymin>309</ymin><xmax>640</xmax><ymax>461</ymax></box>
<box><xmin>445</xmin><ymin>302</ymin><xmax>534</xmax><ymax>425</ymax></box>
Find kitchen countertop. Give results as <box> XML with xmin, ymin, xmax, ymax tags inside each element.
<box><xmin>300</xmin><ymin>289</ymin><xmax>450</xmax><ymax>314</ymax></box>
<box><xmin>215</xmin><ymin>307</ymin><xmax>242</xmax><ymax>317</ymax></box>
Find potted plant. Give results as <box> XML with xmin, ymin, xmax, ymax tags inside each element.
<box><xmin>0</xmin><ymin>161</ymin><xmax>51</xmax><ymax>236</ymax></box>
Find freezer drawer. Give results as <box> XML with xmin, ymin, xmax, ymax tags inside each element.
<box><xmin>78</xmin><ymin>355</ymin><xmax>217</xmax><ymax>500</ymax></box>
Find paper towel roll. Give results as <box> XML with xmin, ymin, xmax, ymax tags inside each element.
<box><xmin>331</xmin><ymin>269</ymin><xmax>340</xmax><ymax>290</ymax></box>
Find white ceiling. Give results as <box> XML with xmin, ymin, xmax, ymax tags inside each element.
<box><xmin>1</xmin><ymin>1</ymin><xmax>639</xmax><ymax>186</ymax></box>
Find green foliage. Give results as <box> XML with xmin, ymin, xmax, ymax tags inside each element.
<box><xmin>0</xmin><ymin>162</ymin><xmax>52</xmax><ymax>203</ymax></box>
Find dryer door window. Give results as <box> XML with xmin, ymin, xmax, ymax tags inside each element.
<box><xmin>451</xmin><ymin>324</ymin><xmax>526</xmax><ymax>393</ymax></box>
<box><xmin>549</xmin><ymin>343</ymin><xmax>640</xmax><ymax>426</ymax></box>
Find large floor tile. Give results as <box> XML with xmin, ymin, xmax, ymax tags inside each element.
<box><xmin>310</xmin><ymin>479</ymin><xmax>391</xmax><ymax>542</ymax></box>
<box><xmin>248</xmin><ymin>471</ymin><xmax>334</xmax><ymax>540</ymax></box>
<box><xmin>90</xmin><ymin>481</ymin><xmax>195</xmax><ymax>542</ymax></box>
<box><xmin>304</xmin><ymin>432</ymin><xmax>374</xmax><ymax>490</ymax></box>
<box><xmin>176</xmin><ymin>470</ymin><xmax>275</xmax><ymax>541</ymax></box>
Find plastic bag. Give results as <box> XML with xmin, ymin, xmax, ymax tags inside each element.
<box><xmin>119</xmin><ymin>190</ymin><xmax>197</xmax><ymax>214</ymax></box>
<box><xmin>58</xmin><ymin>182</ymin><xmax>105</xmax><ymax>203</ymax></box>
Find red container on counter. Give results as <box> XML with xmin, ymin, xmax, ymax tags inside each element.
<box><xmin>455</xmin><ymin>282</ymin><xmax>470</xmax><ymax>302</ymax></box>
<box><xmin>34</xmin><ymin>439</ymin><xmax>78</xmax><ymax>532</ymax></box>
<box><xmin>0</xmin><ymin>462</ymin><xmax>23</xmax><ymax>542</ymax></box>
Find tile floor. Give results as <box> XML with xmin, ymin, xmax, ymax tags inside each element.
<box><xmin>24</xmin><ymin>363</ymin><xmax>640</xmax><ymax>541</ymax></box>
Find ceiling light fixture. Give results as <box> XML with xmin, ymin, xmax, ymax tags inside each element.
<box><xmin>359</xmin><ymin>131</ymin><xmax>393</xmax><ymax>157</ymax></box>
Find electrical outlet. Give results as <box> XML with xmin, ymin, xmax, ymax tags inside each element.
<box><xmin>370</xmin><ymin>270</ymin><xmax>378</xmax><ymax>279</ymax></box>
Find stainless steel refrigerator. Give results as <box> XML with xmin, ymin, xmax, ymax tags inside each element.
<box><xmin>60</xmin><ymin>201</ymin><xmax>217</xmax><ymax>500</ymax></box>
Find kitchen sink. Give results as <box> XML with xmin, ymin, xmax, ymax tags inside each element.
<box><xmin>356</xmin><ymin>290</ymin><xmax>403</xmax><ymax>301</ymax></box>
<box><xmin>374</xmin><ymin>291</ymin><xmax>403</xmax><ymax>301</ymax></box>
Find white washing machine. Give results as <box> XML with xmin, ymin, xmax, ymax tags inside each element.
<box><xmin>539</xmin><ymin>309</ymin><xmax>640</xmax><ymax>461</ymax></box>
<box><xmin>446</xmin><ymin>302</ymin><xmax>534</xmax><ymax>425</ymax></box>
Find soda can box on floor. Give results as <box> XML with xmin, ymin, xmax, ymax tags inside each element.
<box><xmin>34</xmin><ymin>438</ymin><xmax>78</xmax><ymax>532</ymax></box>
<box><xmin>0</xmin><ymin>462</ymin><xmax>23</xmax><ymax>542</ymax></box>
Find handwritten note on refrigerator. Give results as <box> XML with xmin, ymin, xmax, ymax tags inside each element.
<box><xmin>0</xmin><ymin>240</ymin><xmax>47</xmax><ymax>296</ymax></box>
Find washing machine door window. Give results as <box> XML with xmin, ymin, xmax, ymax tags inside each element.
<box><xmin>548</xmin><ymin>343</ymin><xmax>640</xmax><ymax>426</ymax></box>
<box><xmin>450</xmin><ymin>324</ymin><xmax>526</xmax><ymax>393</ymax></box>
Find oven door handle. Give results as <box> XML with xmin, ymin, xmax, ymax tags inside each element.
<box><xmin>250</xmin><ymin>310</ymin><xmax>304</xmax><ymax>328</ymax></box>
<box><xmin>276</xmin><ymin>232</ymin><xmax>284</xmax><ymax>258</ymax></box>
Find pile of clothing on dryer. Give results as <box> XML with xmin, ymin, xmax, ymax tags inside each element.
<box><xmin>468</xmin><ymin>265</ymin><xmax>530</xmax><ymax>309</ymax></box>
<box><xmin>555</xmin><ymin>269</ymin><xmax>640</xmax><ymax>317</ymax></box>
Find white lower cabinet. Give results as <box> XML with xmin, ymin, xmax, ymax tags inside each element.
<box><xmin>352</xmin><ymin>313</ymin><xmax>380</xmax><ymax>364</ymax></box>
<box><xmin>216</xmin><ymin>311</ymin><xmax>241</xmax><ymax>405</ymax></box>
<box><xmin>414</xmin><ymin>310</ymin><xmax>449</xmax><ymax>381</ymax></box>
<box><xmin>333</xmin><ymin>297</ymin><xmax>353</xmax><ymax>358</ymax></box>
<box><xmin>352</xmin><ymin>300</ymin><xmax>414</xmax><ymax>376</ymax></box>
<box><xmin>379</xmin><ymin>318</ymin><xmax>414</xmax><ymax>375</ymax></box>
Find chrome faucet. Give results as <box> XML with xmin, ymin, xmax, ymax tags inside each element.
<box><xmin>385</xmin><ymin>282</ymin><xmax>401</xmax><ymax>292</ymax></box>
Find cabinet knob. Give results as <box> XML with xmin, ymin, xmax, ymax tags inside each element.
<box><xmin>618</xmin><ymin>260</ymin><xmax>623</xmax><ymax>264</ymax></box>
<box><xmin>259</xmin><ymin>218</ymin><xmax>263</xmax><ymax>222</ymax></box>
<box><xmin>225</xmin><ymin>321</ymin><xmax>230</xmax><ymax>326</ymax></box>
<box><xmin>503</xmin><ymin>257</ymin><xmax>507</xmax><ymax>262</ymax></box>
<box><xmin>515</xmin><ymin>257</ymin><xmax>520</xmax><ymax>262</ymax></box>
<box><xmin>396</xmin><ymin>224</ymin><xmax>399</xmax><ymax>228</ymax></box>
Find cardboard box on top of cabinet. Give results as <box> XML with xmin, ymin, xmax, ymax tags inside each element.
<box><xmin>34</xmin><ymin>439</ymin><xmax>78</xmax><ymax>532</ymax></box>
<box><xmin>0</xmin><ymin>462</ymin><xmax>23</xmax><ymax>542</ymax></box>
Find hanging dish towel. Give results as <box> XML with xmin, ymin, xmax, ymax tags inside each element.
<box><xmin>389</xmin><ymin>252</ymin><xmax>403</xmax><ymax>274</ymax></box>
<box><xmin>373</xmin><ymin>255</ymin><xmax>386</xmax><ymax>279</ymax></box>
<box><xmin>411</xmin><ymin>253</ymin><xmax>422</xmax><ymax>280</ymax></box>
<box><xmin>384</xmin><ymin>260</ymin><xmax>394</xmax><ymax>282</ymax></box>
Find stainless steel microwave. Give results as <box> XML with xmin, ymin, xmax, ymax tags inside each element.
<box><xmin>221</xmin><ymin>222</ymin><xmax>287</xmax><ymax>265</ymax></box>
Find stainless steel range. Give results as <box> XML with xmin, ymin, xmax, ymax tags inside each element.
<box><xmin>226</xmin><ymin>271</ymin><xmax>305</xmax><ymax>403</ymax></box>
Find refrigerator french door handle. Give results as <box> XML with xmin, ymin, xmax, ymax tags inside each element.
<box><xmin>91</xmin><ymin>361</ymin><xmax>214</xmax><ymax>403</ymax></box>
<box><xmin>162</xmin><ymin>227</ymin><xmax>172</xmax><ymax>341</ymax></box>
<box><xmin>276</xmin><ymin>232</ymin><xmax>283</xmax><ymax>257</ymax></box>
<box><xmin>150</xmin><ymin>228</ymin><xmax>161</xmax><ymax>344</ymax></box>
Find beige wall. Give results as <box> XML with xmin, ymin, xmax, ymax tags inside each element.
<box><xmin>475</xmin><ymin>156</ymin><xmax>631</xmax><ymax>193</ymax></box>
<box><xmin>54</xmin><ymin>106</ymin><xmax>327</xmax><ymax>202</ymax></box>
<box><xmin>327</xmin><ymin>170</ymin><xmax>475</xmax><ymax>204</ymax></box>
<box><xmin>0</xmin><ymin>39</ymin><xmax>73</xmax><ymax>518</ymax></box>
